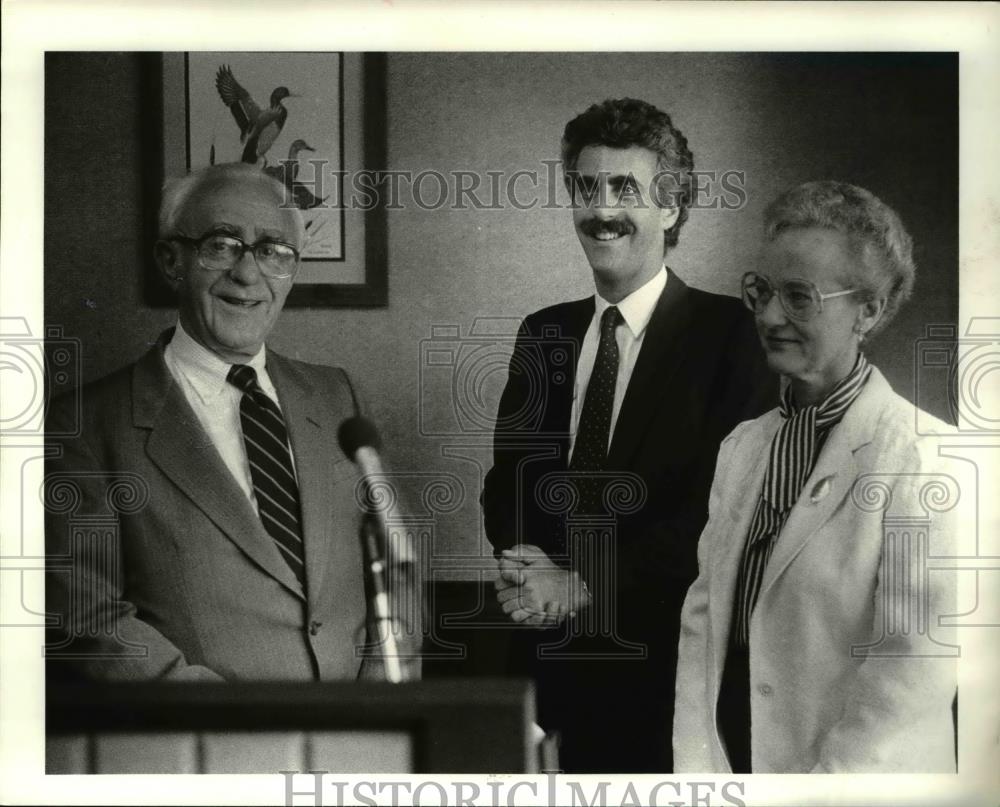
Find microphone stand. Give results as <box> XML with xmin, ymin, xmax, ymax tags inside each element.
<box><xmin>361</xmin><ymin>511</ymin><xmax>405</xmax><ymax>683</ymax></box>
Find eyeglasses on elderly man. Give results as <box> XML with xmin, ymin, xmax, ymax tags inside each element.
<box><xmin>170</xmin><ymin>231</ymin><xmax>301</xmax><ymax>279</ymax></box>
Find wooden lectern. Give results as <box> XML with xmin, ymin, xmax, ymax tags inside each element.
<box><xmin>47</xmin><ymin>678</ymin><xmax>541</xmax><ymax>774</ymax></box>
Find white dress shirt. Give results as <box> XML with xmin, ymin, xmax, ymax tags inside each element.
<box><xmin>164</xmin><ymin>322</ymin><xmax>296</xmax><ymax>510</ymax></box>
<box><xmin>569</xmin><ymin>266</ymin><xmax>667</xmax><ymax>461</ymax></box>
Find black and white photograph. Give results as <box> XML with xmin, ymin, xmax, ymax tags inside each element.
<box><xmin>1</xmin><ymin>2</ymin><xmax>998</xmax><ymax>806</ymax></box>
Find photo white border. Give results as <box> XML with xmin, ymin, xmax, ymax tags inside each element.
<box><xmin>2</xmin><ymin>1</ymin><xmax>997</xmax><ymax>805</ymax></box>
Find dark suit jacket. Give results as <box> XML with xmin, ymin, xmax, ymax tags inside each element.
<box><xmin>482</xmin><ymin>269</ymin><xmax>777</xmax><ymax>772</ymax></box>
<box><xmin>45</xmin><ymin>330</ymin><xmax>369</xmax><ymax>682</ymax></box>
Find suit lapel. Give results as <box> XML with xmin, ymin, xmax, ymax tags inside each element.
<box><xmin>757</xmin><ymin>432</ymin><xmax>858</xmax><ymax>598</ymax></box>
<box><xmin>608</xmin><ymin>268</ymin><xmax>693</xmax><ymax>467</ymax></box>
<box><xmin>134</xmin><ymin>335</ymin><xmax>304</xmax><ymax>599</ymax></box>
<box><xmin>267</xmin><ymin>352</ymin><xmax>335</xmax><ymax>611</ymax></box>
<box><xmin>551</xmin><ymin>298</ymin><xmax>595</xmax><ymax>453</ymax></box>
<box><xmin>757</xmin><ymin>368</ymin><xmax>890</xmax><ymax>600</ymax></box>
<box><xmin>708</xmin><ymin>415</ymin><xmax>776</xmax><ymax>668</ymax></box>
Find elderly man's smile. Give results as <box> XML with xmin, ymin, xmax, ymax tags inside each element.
<box><xmin>764</xmin><ymin>334</ymin><xmax>801</xmax><ymax>348</ymax></box>
<box><xmin>217</xmin><ymin>294</ymin><xmax>264</xmax><ymax>309</ymax></box>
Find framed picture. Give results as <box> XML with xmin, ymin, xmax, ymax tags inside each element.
<box><xmin>147</xmin><ymin>51</ymin><xmax>387</xmax><ymax>307</ymax></box>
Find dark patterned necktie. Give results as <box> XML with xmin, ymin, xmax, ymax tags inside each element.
<box><xmin>227</xmin><ymin>364</ymin><xmax>306</xmax><ymax>590</ymax></box>
<box><xmin>569</xmin><ymin>305</ymin><xmax>623</xmax><ymax>513</ymax></box>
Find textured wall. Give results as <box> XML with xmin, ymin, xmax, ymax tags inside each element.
<box><xmin>45</xmin><ymin>52</ymin><xmax>957</xmax><ymax>557</ymax></box>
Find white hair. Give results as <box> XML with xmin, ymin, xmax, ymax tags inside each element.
<box><xmin>764</xmin><ymin>180</ymin><xmax>915</xmax><ymax>339</ymax></box>
<box><xmin>157</xmin><ymin>162</ymin><xmax>305</xmax><ymax>247</ymax></box>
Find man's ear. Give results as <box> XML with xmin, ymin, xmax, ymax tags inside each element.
<box><xmin>154</xmin><ymin>240</ymin><xmax>184</xmax><ymax>290</ymax></box>
<box><xmin>658</xmin><ymin>204</ymin><xmax>680</xmax><ymax>234</ymax></box>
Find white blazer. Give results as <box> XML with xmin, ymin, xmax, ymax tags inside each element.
<box><xmin>673</xmin><ymin>367</ymin><xmax>959</xmax><ymax>773</ymax></box>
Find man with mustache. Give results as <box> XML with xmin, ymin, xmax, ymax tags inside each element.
<box><xmin>482</xmin><ymin>98</ymin><xmax>775</xmax><ymax>772</ymax></box>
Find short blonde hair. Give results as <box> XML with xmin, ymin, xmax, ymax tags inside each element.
<box><xmin>764</xmin><ymin>180</ymin><xmax>915</xmax><ymax>339</ymax></box>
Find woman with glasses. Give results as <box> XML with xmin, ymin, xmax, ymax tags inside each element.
<box><xmin>673</xmin><ymin>181</ymin><xmax>957</xmax><ymax>772</ymax></box>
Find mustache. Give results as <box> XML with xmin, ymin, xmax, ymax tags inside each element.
<box><xmin>580</xmin><ymin>218</ymin><xmax>634</xmax><ymax>238</ymax></box>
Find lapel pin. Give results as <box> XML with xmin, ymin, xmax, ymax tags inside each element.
<box><xmin>810</xmin><ymin>476</ymin><xmax>834</xmax><ymax>503</ymax></box>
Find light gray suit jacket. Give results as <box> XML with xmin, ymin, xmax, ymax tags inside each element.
<box><xmin>674</xmin><ymin>367</ymin><xmax>959</xmax><ymax>772</ymax></box>
<box><xmin>45</xmin><ymin>330</ymin><xmax>369</xmax><ymax>681</ymax></box>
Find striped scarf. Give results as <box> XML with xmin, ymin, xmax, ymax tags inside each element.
<box><xmin>731</xmin><ymin>352</ymin><xmax>872</xmax><ymax>648</ymax></box>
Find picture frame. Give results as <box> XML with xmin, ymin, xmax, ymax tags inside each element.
<box><xmin>145</xmin><ymin>51</ymin><xmax>387</xmax><ymax>307</ymax></box>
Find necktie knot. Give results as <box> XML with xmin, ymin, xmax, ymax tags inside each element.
<box><xmin>227</xmin><ymin>363</ymin><xmax>259</xmax><ymax>395</ymax></box>
<box><xmin>601</xmin><ymin>305</ymin><xmax>623</xmax><ymax>337</ymax></box>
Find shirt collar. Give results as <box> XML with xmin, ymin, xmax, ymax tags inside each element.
<box><xmin>168</xmin><ymin>321</ymin><xmax>268</xmax><ymax>405</ymax></box>
<box><xmin>594</xmin><ymin>265</ymin><xmax>667</xmax><ymax>339</ymax></box>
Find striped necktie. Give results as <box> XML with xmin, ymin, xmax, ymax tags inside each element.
<box><xmin>569</xmin><ymin>305</ymin><xmax>623</xmax><ymax>514</ymax></box>
<box><xmin>227</xmin><ymin>364</ymin><xmax>307</xmax><ymax>591</ymax></box>
<box><xmin>731</xmin><ymin>352</ymin><xmax>872</xmax><ymax>647</ymax></box>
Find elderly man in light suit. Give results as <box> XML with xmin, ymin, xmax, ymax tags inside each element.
<box><xmin>46</xmin><ymin>163</ymin><xmax>372</xmax><ymax>681</ymax></box>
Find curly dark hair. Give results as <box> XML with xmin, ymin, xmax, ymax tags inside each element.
<box><xmin>561</xmin><ymin>98</ymin><xmax>694</xmax><ymax>250</ymax></box>
<box><xmin>764</xmin><ymin>180</ymin><xmax>916</xmax><ymax>339</ymax></box>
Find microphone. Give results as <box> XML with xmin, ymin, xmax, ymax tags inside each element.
<box><xmin>338</xmin><ymin>417</ymin><xmax>416</xmax><ymax>681</ymax></box>
<box><xmin>337</xmin><ymin>415</ymin><xmax>382</xmax><ymax>476</ymax></box>
<box><xmin>338</xmin><ymin>415</ymin><xmax>384</xmax><ymax>480</ymax></box>
<box><xmin>339</xmin><ymin>417</ymin><xmax>416</xmax><ymax>565</ymax></box>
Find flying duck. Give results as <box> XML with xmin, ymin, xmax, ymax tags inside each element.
<box><xmin>215</xmin><ymin>65</ymin><xmax>298</xmax><ymax>165</ymax></box>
